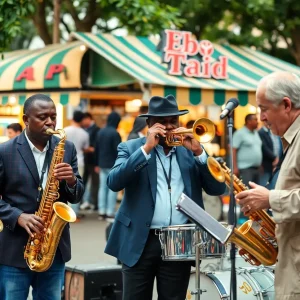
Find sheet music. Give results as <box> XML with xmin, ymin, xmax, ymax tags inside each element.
<box><xmin>176</xmin><ymin>193</ymin><xmax>232</xmax><ymax>244</ymax></box>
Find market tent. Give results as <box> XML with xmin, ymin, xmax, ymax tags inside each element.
<box><xmin>0</xmin><ymin>41</ymin><xmax>87</xmax><ymax>105</ymax></box>
<box><xmin>72</xmin><ymin>32</ymin><xmax>300</xmax><ymax>106</ymax></box>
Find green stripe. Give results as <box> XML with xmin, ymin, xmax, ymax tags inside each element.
<box><xmin>140</xmin><ymin>38</ymin><xmax>242</xmax><ymax>90</ymax></box>
<box><xmin>242</xmin><ymin>47</ymin><xmax>300</xmax><ymax>73</ymax></box>
<box><xmin>223</xmin><ymin>45</ymin><xmax>273</xmax><ymax>73</ymax></box>
<box><xmin>2</xmin><ymin>96</ymin><xmax>8</xmax><ymax>105</ymax></box>
<box><xmin>13</xmin><ymin>48</ymin><xmax>57</xmax><ymax>90</ymax></box>
<box><xmin>214</xmin><ymin>90</ymin><xmax>225</xmax><ymax>105</ymax></box>
<box><xmin>60</xmin><ymin>94</ymin><xmax>69</xmax><ymax>105</ymax></box>
<box><xmin>44</xmin><ymin>45</ymin><xmax>77</xmax><ymax>89</ymax></box>
<box><xmin>189</xmin><ymin>89</ymin><xmax>201</xmax><ymax>105</ymax></box>
<box><xmin>19</xmin><ymin>95</ymin><xmax>26</xmax><ymax>105</ymax></box>
<box><xmin>238</xmin><ymin>91</ymin><xmax>249</xmax><ymax>106</ymax></box>
<box><xmin>118</xmin><ymin>36</ymin><xmax>193</xmax><ymax>87</ymax></box>
<box><xmin>164</xmin><ymin>86</ymin><xmax>176</xmax><ymax>98</ymax></box>
<box><xmin>75</xmin><ymin>33</ymin><xmax>150</xmax><ymax>83</ymax></box>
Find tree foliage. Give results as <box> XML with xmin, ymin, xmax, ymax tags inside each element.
<box><xmin>0</xmin><ymin>0</ymin><xmax>35</xmax><ymax>53</ymax></box>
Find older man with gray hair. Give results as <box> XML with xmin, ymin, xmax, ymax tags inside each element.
<box><xmin>236</xmin><ymin>71</ymin><xmax>300</xmax><ymax>300</ymax></box>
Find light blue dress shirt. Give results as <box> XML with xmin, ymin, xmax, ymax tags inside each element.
<box><xmin>141</xmin><ymin>145</ymin><xmax>207</xmax><ymax>228</ymax></box>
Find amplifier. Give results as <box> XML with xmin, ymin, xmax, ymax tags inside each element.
<box><xmin>64</xmin><ymin>264</ymin><xmax>122</xmax><ymax>300</ymax></box>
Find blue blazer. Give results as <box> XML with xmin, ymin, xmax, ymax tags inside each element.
<box><xmin>0</xmin><ymin>131</ymin><xmax>84</xmax><ymax>268</ymax></box>
<box><xmin>105</xmin><ymin>138</ymin><xmax>226</xmax><ymax>267</ymax></box>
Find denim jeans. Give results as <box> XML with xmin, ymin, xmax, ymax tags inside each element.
<box><xmin>98</xmin><ymin>168</ymin><xmax>118</xmax><ymax>216</ymax></box>
<box><xmin>0</xmin><ymin>254</ymin><xmax>65</xmax><ymax>300</ymax></box>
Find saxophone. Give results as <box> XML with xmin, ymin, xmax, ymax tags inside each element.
<box><xmin>207</xmin><ymin>157</ymin><xmax>277</xmax><ymax>266</ymax></box>
<box><xmin>24</xmin><ymin>129</ymin><xmax>77</xmax><ymax>272</ymax></box>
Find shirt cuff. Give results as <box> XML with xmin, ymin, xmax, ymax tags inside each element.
<box><xmin>66</xmin><ymin>178</ymin><xmax>77</xmax><ymax>194</ymax></box>
<box><xmin>141</xmin><ymin>146</ymin><xmax>151</xmax><ymax>160</ymax></box>
<box><xmin>197</xmin><ymin>149</ymin><xmax>208</xmax><ymax>164</ymax></box>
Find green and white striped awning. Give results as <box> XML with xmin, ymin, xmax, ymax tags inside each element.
<box><xmin>0</xmin><ymin>41</ymin><xmax>87</xmax><ymax>92</ymax></box>
<box><xmin>72</xmin><ymin>32</ymin><xmax>300</xmax><ymax>106</ymax></box>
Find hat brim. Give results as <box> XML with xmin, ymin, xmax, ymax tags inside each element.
<box><xmin>139</xmin><ymin>110</ymin><xmax>189</xmax><ymax>118</ymax></box>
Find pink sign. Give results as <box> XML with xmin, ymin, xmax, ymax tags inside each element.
<box><xmin>162</xmin><ymin>30</ymin><xmax>228</xmax><ymax>79</ymax></box>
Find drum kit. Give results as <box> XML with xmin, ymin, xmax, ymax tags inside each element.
<box><xmin>158</xmin><ymin>224</ymin><xmax>275</xmax><ymax>300</ymax></box>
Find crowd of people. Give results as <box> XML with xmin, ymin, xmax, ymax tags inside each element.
<box><xmin>0</xmin><ymin>71</ymin><xmax>300</xmax><ymax>300</ymax></box>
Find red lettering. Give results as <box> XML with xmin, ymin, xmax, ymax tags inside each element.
<box><xmin>201</xmin><ymin>56</ymin><xmax>211</xmax><ymax>78</ymax></box>
<box><xmin>184</xmin><ymin>59</ymin><xmax>201</xmax><ymax>77</ymax></box>
<box><xmin>164</xmin><ymin>52</ymin><xmax>187</xmax><ymax>75</ymax></box>
<box><xmin>164</xmin><ymin>30</ymin><xmax>183</xmax><ymax>52</ymax></box>
<box><xmin>182</xmin><ymin>32</ymin><xmax>198</xmax><ymax>56</ymax></box>
<box><xmin>16</xmin><ymin>67</ymin><xmax>34</xmax><ymax>81</ymax></box>
<box><xmin>211</xmin><ymin>57</ymin><xmax>228</xmax><ymax>79</ymax></box>
<box><xmin>45</xmin><ymin>64</ymin><xmax>65</xmax><ymax>80</ymax></box>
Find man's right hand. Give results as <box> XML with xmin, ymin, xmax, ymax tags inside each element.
<box><xmin>143</xmin><ymin>123</ymin><xmax>166</xmax><ymax>154</ymax></box>
<box><xmin>17</xmin><ymin>213</ymin><xmax>45</xmax><ymax>238</ymax></box>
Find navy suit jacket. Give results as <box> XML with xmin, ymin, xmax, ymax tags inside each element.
<box><xmin>0</xmin><ymin>131</ymin><xmax>84</xmax><ymax>268</ymax></box>
<box><xmin>105</xmin><ymin>138</ymin><xmax>226</xmax><ymax>267</ymax></box>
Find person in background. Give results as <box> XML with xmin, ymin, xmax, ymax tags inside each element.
<box><xmin>7</xmin><ymin>122</ymin><xmax>22</xmax><ymax>139</ymax></box>
<box><xmin>0</xmin><ymin>94</ymin><xmax>84</xmax><ymax>300</ymax></box>
<box><xmin>80</xmin><ymin>113</ymin><xmax>100</xmax><ymax>211</ymax></box>
<box><xmin>127</xmin><ymin>117</ymin><xmax>147</xmax><ymax>140</ymax></box>
<box><xmin>105</xmin><ymin>95</ymin><xmax>225</xmax><ymax>300</ymax></box>
<box><xmin>233</xmin><ymin>114</ymin><xmax>262</xmax><ymax>187</ymax></box>
<box><xmin>95</xmin><ymin>111</ymin><xmax>121</xmax><ymax>221</ymax></box>
<box><xmin>236</xmin><ymin>72</ymin><xmax>300</xmax><ymax>300</ymax></box>
<box><xmin>64</xmin><ymin>111</ymin><xmax>90</xmax><ymax>221</ymax></box>
<box><xmin>258</xmin><ymin>123</ymin><xmax>280</xmax><ymax>186</ymax></box>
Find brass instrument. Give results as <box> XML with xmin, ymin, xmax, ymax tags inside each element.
<box><xmin>165</xmin><ymin>118</ymin><xmax>215</xmax><ymax>146</ymax></box>
<box><xmin>0</xmin><ymin>220</ymin><xmax>3</xmax><ymax>232</ymax></box>
<box><xmin>24</xmin><ymin>129</ymin><xmax>76</xmax><ymax>272</ymax></box>
<box><xmin>207</xmin><ymin>157</ymin><xmax>277</xmax><ymax>266</ymax></box>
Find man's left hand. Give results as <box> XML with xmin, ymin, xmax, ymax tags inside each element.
<box><xmin>172</xmin><ymin>127</ymin><xmax>203</xmax><ymax>155</ymax></box>
<box><xmin>54</xmin><ymin>163</ymin><xmax>77</xmax><ymax>187</ymax></box>
<box><xmin>235</xmin><ymin>181</ymin><xmax>270</xmax><ymax>215</ymax></box>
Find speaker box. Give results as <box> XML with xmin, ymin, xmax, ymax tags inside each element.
<box><xmin>64</xmin><ymin>264</ymin><xmax>122</xmax><ymax>300</ymax></box>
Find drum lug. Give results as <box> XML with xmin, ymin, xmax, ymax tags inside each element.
<box><xmin>191</xmin><ymin>289</ymin><xmax>207</xmax><ymax>295</ymax></box>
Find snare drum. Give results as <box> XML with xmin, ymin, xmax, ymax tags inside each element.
<box><xmin>159</xmin><ymin>224</ymin><xmax>226</xmax><ymax>261</ymax></box>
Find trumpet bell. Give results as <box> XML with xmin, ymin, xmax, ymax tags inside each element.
<box><xmin>192</xmin><ymin>118</ymin><xmax>215</xmax><ymax>143</ymax></box>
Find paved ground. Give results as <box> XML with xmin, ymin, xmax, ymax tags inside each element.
<box><xmin>68</xmin><ymin>211</ymin><xmax>116</xmax><ymax>266</ymax></box>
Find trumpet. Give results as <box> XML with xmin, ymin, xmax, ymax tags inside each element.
<box><xmin>165</xmin><ymin>118</ymin><xmax>215</xmax><ymax>146</ymax></box>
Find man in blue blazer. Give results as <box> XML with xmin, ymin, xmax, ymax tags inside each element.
<box><xmin>105</xmin><ymin>95</ymin><xmax>226</xmax><ymax>300</ymax></box>
<box><xmin>0</xmin><ymin>94</ymin><xmax>84</xmax><ymax>300</ymax></box>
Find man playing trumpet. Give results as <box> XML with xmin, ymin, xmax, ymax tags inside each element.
<box><xmin>105</xmin><ymin>94</ymin><xmax>225</xmax><ymax>300</ymax></box>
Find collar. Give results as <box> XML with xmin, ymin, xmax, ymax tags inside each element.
<box><xmin>24</xmin><ymin>130</ymin><xmax>49</xmax><ymax>153</ymax></box>
<box><xmin>282</xmin><ymin>115</ymin><xmax>300</xmax><ymax>151</ymax></box>
<box><xmin>155</xmin><ymin>144</ymin><xmax>176</xmax><ymax>157</ymax></box>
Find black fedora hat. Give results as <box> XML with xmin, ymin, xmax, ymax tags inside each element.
<box><xmin>139</xmin><ymin>95</ymin><xmax>189</xmax><ymax>117</ymax></box>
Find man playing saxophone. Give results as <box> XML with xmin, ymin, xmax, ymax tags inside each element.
<box><xmin>0</xmin><ymin>94</ymin><xmax>84</xmax><ymax>300</ymax></box>
<box><xmin>236</xmin><ymin>72</ymin><xmax>300</xmax><ymax>300</ymax></box>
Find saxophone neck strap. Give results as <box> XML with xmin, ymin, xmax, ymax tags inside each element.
<box><xmin>36</xmin><ymin>149</ymin><xmax>51</xmax><ymax>203</ymax></box>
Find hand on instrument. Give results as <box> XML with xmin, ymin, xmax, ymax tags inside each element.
<box><xmin>235</xmin><ymin>181</ymin><xmax>270</xmax><ymax>216</ymax></box>
<box><xmin>172</xmin><ymin>127</ymin><xmax>203</xmax><ymax>155</ymax></box>
<box><xmin>54</xmin><ymin>163</ymin><xmax>77</xmax><ymax>187</ymax></box>
<box><xmin>143</xmin><ymin>123</ymin><xmax>166</xmax><ymax>154</ymax></box>
<box><xmin>18</xmin><ymin>213</ymin><xmax>45</xmax><ymax>237</ymax></box>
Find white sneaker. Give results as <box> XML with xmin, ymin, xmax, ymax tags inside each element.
<box><xmin>80</xmin><ymin>202</ymin><xmax>92</xmax><ymax>210</ymax></box>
